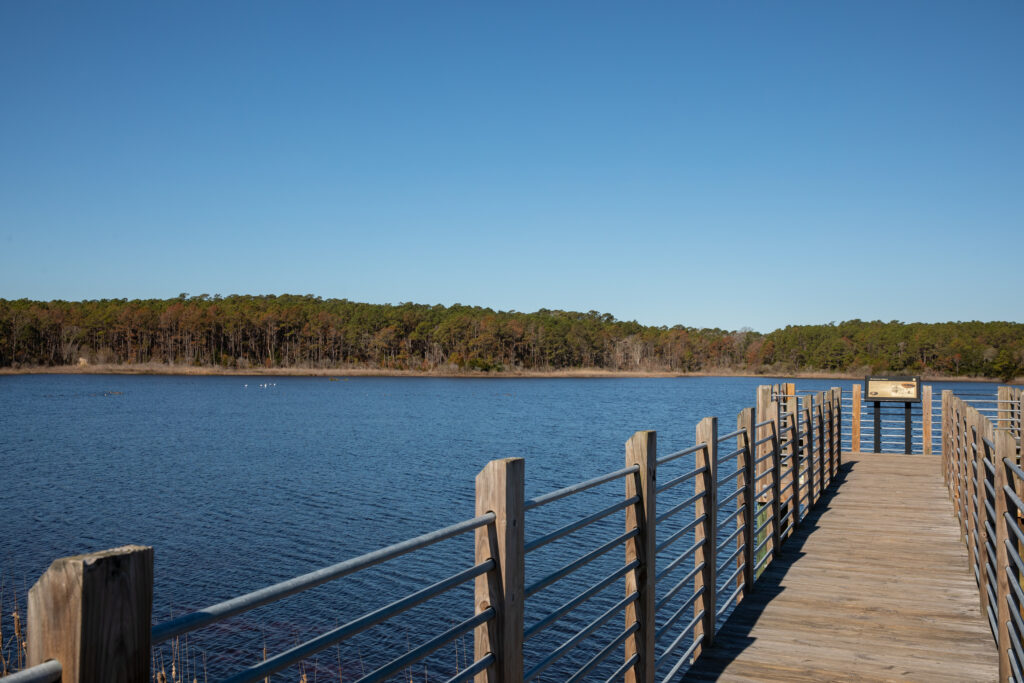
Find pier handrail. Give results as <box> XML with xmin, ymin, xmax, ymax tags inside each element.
<box><xmin>942</xmin><ymin>390</ymin><xmax>1024</xmax><ymax>682</ymax></box>
<box><xmin>5</xmin><ymin>382</ymin><xmax>845</xmax><ymax>683</ymax></box>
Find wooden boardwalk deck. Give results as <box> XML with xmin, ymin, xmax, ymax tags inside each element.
<box><xmin>684</xmin><ymin>453</ymin><xmax>998</xmax><ymax>682</ymax></box>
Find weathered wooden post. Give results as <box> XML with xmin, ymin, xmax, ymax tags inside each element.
<box><xmin>851</xmin><ymin>383</ymin><xmax>862</xmax><ymax>453</ymax></box>
<box><xmin>737</xmin><ymin>407</ymin><xmax>755</xmax><ymax>601</ymax></box>
<box><xmin>768</xmin><ymin>400</ymin><xmax>782</xmax><ymax>560</ymax></box>
<box><xmin>803</xmin><ymin>401</ymin><xmax>815</xmax><ymax>508</ymax></box>
<box><xmin>693</xmin><ymin>417</ymin><xmax>717</xmax><ymax>657</ymax></box>
<box><xmin>833</xmin><ymin>387</ymin><xmax>843</xmax><ymax>467</ymax></box>
<box><xmin>998</xmin><ymin>386</ymin><xmax>1011</xmax><ymax>431</ymax></box>
<box><xmin>625</xmin><ymin>431</ymin><xmax>656</xmax><ymax>683</ymax></box>
<box><xmin>973</xmin><ymin>409</ymin><xmax>989</xmax><ymax>615</ymax></box>
<box><xmin>995</xmin><ymin>427</ymin><xmax>1015</xmax><ymax>681</ymax></box>
<box><xmin>922</xmin><ymin>385</ymin><xmax>933</xmax><ymax>455</ymax></box>
<box><xmin>815</xmin><ymin>398</ymin><xmax>826</xmax><ymax>492</ymax></box>
<box><xmin>475</xmin><ymin>458</ymin><xmax>525</xmax><ymax>683</ymax></box>
<box><xmin>941</xmin><ymin>390</ymin><xmax>952</xmax><ymax>489</ymax></box>
<box><xmin>27</xmin><ymin>545</ymin><xmax>153</xmax><ymax>683</ymax></box>
<box><xmin>789</xmin><ymin>396</ymin><xmax>802</xmax><ymax>531</ymax></box>
<box><xmin>963</xmin><ymin>405</ymin><xmax>979</xmax><ymax>576</ymax></box>
<box><xmin>755</xmin><ymin>386</ymin><xmax>772</xmax><ymax>496</ymax></box>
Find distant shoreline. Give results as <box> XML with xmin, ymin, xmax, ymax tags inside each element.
<box><xmin>0</xmin><ymin>363</ymin><xmax>1012</xmax><ymax>383</ymax></box>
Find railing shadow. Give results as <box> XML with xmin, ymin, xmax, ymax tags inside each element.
<box><xmin>680</xmin><ymin>458</ymin><xmax>856</xmax><ymax>680</ymax></box>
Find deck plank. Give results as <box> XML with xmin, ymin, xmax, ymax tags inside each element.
<box><xmin>682</xmin><ymin>453</ymin><xmax>998</xmax><ymax>682</ymax></box>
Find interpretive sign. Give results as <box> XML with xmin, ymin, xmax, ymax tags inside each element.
<box><xmin>865</xmin><ymin>376</ymin><xmax>921</xmax><ymax>403</ymax></box>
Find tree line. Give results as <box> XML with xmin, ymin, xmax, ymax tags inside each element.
<box><xmin>1</xmin><ymin>295</ymin><xmax>1021</xmax><ymax>380</ymax></box>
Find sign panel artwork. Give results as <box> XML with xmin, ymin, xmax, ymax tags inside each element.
<box><xmin>865</xmin><ymin>376</ymin><xmax>921</xmax><ymax>402</ymax></box>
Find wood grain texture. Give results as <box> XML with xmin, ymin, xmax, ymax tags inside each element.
<box><xmin>625</xmin><ymin>430</ymin><xmax>656</xmax><ymax>683</ymax></box>
<box><xmin>474</xmin><ymin>457</ymin><xmax>524</xmax><ymax>683</ymax></box>
<box><xmin>852</xmin><ymin>383</ymin><xmax>862</xmax><ymax>454</ymax></box>
<box><xmin>682</xmin><ymin>453</ymin><xmax>998</xmax><ymax>682</ymax></box>
<box><xmin>27</xmin><ymin>544</ymin><xmax>152</xmax><ymax>683</ymax></box>
<box><xmin>693</xmin><ymin>417</ymin><xmax>718</xmax><ymax>656</ymax></box>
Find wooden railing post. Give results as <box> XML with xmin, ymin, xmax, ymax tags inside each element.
<box><xmin>815</xmin><ymin>398</ymin><xmax>826</xmax><ymax>492</ymax></box>
<box><xmin>737</xmin><ymin>407</ymin><xmax>755</xmax><ymax>601</ymax></box>
<box><xmin>942</xmin><ymin>390</ymin><xmax>952</xmax><ymax>490</ymax></box>
<box><xmin>789</xmin><ymin>397</ymin><xmax>802</xmax><ymax>529</ymax></box>
<box><xmin>995</xmin><ymin>427</ymin><xmax>1015</xmax><ymax>681</ymax></box>
<box><xmin>833</xmin><ymin>387</ymin><xmax>843</xmax><ymax>467</ymax></box>
<box><xmin>768</xmin><ymin>400</ymin><xmax>782</xmax><ymax>560</ymax></box>
<box><xmin>956</xmin><ymin>398</ymin><xmax>970</xmax><ymax>544</ymax></box>
<box><xmin>803</xmin><ymin>402</ymin><xmax>815</xmax><ymax>508</ymax></box>
<box><xmin>27</xmin><ymin>545</ymin><xmax>153</xmax><ymax>683</ymax></box>
<box><xmin>755</xmin><ymin>386</ymin><xmax>772</xmax><ymax>493</ymax></box>
<box><xmin>625</xmin><ymin>431</ymin><xmax>656</xmax><ymax>683</ymax></box>
<box><xmin>975</xmin><ymin>413</ymin><xmax>992</xmax><ymax>619</ymax></box>
<box><xmin>851</xmin><ymin>383</ymin><xmax>862</xmax><ymax>453</ymax></box>
<box><xmin>998</xmin><ymin>386</ymin><xmax>1010</xmax><ymax>431</ymax></box>
<box><xmin>693</xmin><ymin>417</ymin><xmax>717</xmax><ymax>657</ymax></box>
<box><xmin>922</xmin><ymin>385</ymin><xmax>933</xmax><ymax>455</ymax></box>
<box><xmin>964</xmin><ymin>405</ymin><xmax>979</xmax><ymax>575</ymax></box>
<box><xmin>474</xmin><ymin>458</ymin><xmax>525</xmax><ymax>683</ymax></box>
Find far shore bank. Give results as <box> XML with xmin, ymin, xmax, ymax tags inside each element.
<box><xmin>0</xmin><ymin>363</ymin><xmax>1015</xmax><ymax>384</ymax></box>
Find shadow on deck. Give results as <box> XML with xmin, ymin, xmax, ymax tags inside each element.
<box><xmin>683</xmin><ymin>454</ymin><xmax>997</xmax><ymax>682</ymax></box>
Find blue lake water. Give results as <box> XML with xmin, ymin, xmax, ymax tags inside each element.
<box><xmin>0</xmin><ymin>374</ymin><xmax>998</xmax><ymax>681</ymax></box>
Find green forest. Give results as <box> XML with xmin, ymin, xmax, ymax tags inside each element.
<box><xmin>1</xmin><ymin>295</ymin><xmax>1022</xmax><ymax>380</ymax></box>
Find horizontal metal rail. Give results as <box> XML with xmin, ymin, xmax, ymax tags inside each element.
<box><xmin>754</xmin><ymin>534</ymin><xmax>771</xmax><ymax>558</ymax></box>
<box><xmin>755</xmin><ymin>515</ymin><xmax>772</xmax><ymax>537</ymax></box>
<box><xmin>657</xmin><ymin>442</ymin><xmax>707</xmax><ymax>466</ymax></box>
<box><xmin>0</xmin><ymin>662</ymin><xmax>62</xmax><ymax>683</ymax></box>
<box><xmin>717</xmin><ymin>505</ymin><xmax>746</xmax><ymax>534</ymax></box>
<box><xmin>525</xmin><ymin>559</ymin><xmax>638</xmax><ymax>640</ymax></box>
<box><xmin>151</xmin><ymin>512</ymin><xmax>495</xmax><ymax>643</ymax></box>
<box><xmin>656</xmin><ymin>466</ymin><xmax>706</xmax><ymax>495</ymax></box>
<box><xmin>717</xmin><ymin>543</ymin><xmax>743</xmax><ymax>572</ymax></box>
<box><xmin>656</xmin><ymin>513</ymin><xmax>706</xmax><ymax>555</ymax></box>
<box><xmin>566</xmin><ymin>622</ymin><xmax>639</xmax><ymax>683</ymax></box>
<box><xmin>528</xmin><ymin>557</ymin><xmax>630</xmax><ymax>643</ymax></box>
<box><xmin>525</xmin><ymin>496</ymin><xmax>638</xmax><ymax>553</ymax></box>
<box><xmin>716</xmin><ymin>580</ymin><xmax>745</xmax><ymax>619</ymax></box>
<box><xmin>606</xmin><ymin>653</ymin><xmax>639</xmax><ymax>683</ymax></box>
<box><xmin>346</xmin><ymin>609</ymin><xmax>494</xmax><ymax>683</ymax></box>
<box><xmin>718</xmin><ymin>466</ymin><xmax>745</xmax><ymax>487</ymax></box>
<box><xmin>718</xmin><ymin>446</ymin><xmax>745</xmax><ymax>466</ymax></box>
<box><xmin>444</xmin><ymin>654</ymin><xmax>495</xmax><ymax>683</ymax></box>
<box><xmin>656</xmin><ymin>584</ymin><xmax>704</xmax><ymax>643</ymax></box>
<box><xmin>717</xmin><ymin>562</ymin><xmax>744</xmax><ymax>597</ymax></box>
<box><xmin>656</xmin><ymin>562</ymin><xmax>704</xmax><ymax>612</ymax></box>
<box><xmin>656</xmin><ymin>538</ymin><xmax>704</xmax><ymax>583</ymax></box>
<box><xmin>525</xmin><ymin>528</ymin><xmax>638</xmax><ymax>598</ymax></box>
<box><xmin>755</xmin><ymin>419</ymin><xmax>773</xmax><ymax>428</ymax></box>
<box><xmin>718</xmin><ymin>485</ymin><xmax>745</xmax><ymax>508</ymax></box>
<box><xmin>755</xmin><ymin>482</ymin><xmax>773</xmax><ymax>500</ymax></box>
<box><xmin>220</xmin><ymin>560</ymin><xmax>493</xmax><ymax>683</ymax></box>
<box><xmin>659</xmin><ymin>632</ymin><xmax>703</xmax><ymax>683</ymax></box>
<box><xmin>657</xmin><ymin>490</ymin><xmax>704</xmax><ymax>525</ymax></box>
<box><xmin>718</xmin><ymin>427</ymin><xmax>746</xmax><ymax>442</ymax></box>
<box><xmin>525</xmin><ymin>466</ymin><xmax>639</xmax><ymax>511</ymax></box>
<box><xmin>755</xmin><ymin>548</ymin><xmax>772</xmax><ymax>572</ymax></box>
<box><xmin>656</xmin><ymin>610</ymin><xmax>704</xmax><ymax>670</ymax></box>
<box><xmin>523</xmin><ymin>591</ymin><xmax>638</xmax><ymax>682</ymax></box>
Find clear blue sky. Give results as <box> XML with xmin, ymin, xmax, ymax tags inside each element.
<box><xmin>1</xmin><ymin>2</ymin><xmax>1021</xmax><ymax>332</ymax></box>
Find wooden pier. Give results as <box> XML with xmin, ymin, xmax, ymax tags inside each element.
<box><xmin>684</xmin><ymin>453</ymin><xmax>998</xmax><ymax>681</ymax></box>
<box><xmin>5</xmin><ymin>383</ymin><xmax>1020</xmax><ymax>683</ymax></box>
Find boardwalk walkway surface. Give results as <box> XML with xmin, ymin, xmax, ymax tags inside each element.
<box><xmin>684</xmin><ymin>453</ymin><xmax>998</xmax><ymax>682</ymax></box>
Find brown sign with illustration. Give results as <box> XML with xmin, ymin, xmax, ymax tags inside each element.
<box><xmin>865</xmin><ymin>376</ymin><xmax>921</xmax><ymax>402</ymax></box>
